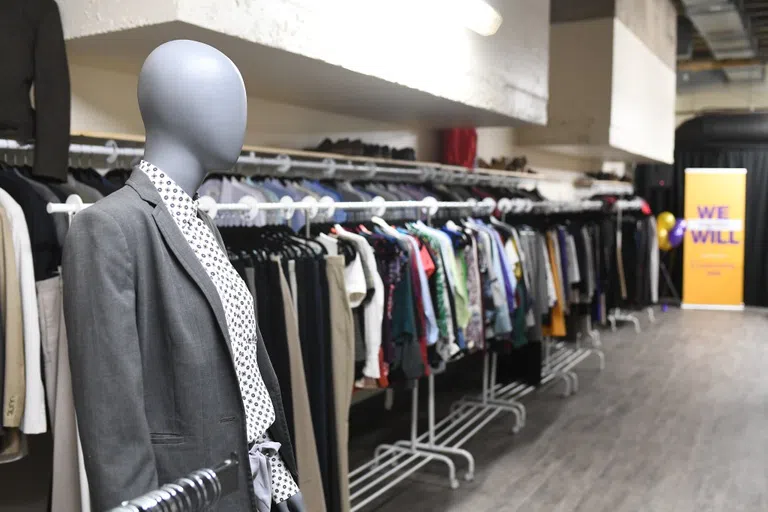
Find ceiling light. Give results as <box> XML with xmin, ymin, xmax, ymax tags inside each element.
<box><xmin>446</xmin><ymin>0</ymin><xmax>503</xmax><ymax>36</ymax></box>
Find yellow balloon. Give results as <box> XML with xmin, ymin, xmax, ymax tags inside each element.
<box><xmin>657</xmin><ymin>211</ymin><xmax>676</xmax><ymax>231</ymax></box>
<box><xmin>658</xmin><ymin>227</ymin><xmax>672</xmax><ymax>251</ymax></box>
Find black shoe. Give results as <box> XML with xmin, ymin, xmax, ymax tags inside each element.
<box><xmin>393</xmin><ymin>147</ymin><xmax>416</xmax><ymax>161</ymax></box>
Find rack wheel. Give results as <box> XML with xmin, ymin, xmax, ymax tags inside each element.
<box><xmin>450</xmin><ymin>479</ymin><xmax>460</xmax><ymax>490</ymax></box>
<box><xmin>464</xmin><ymin>472</ymin><xmax>475</xmax><ymax>482</ymax></box>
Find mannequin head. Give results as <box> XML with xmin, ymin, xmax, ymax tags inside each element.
<box><xmin>138</xmin><ymin>40</ymin><xmax>247</xmax><ymax>194</ymax></box>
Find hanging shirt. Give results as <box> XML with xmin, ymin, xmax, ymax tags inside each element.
<box><xmin>465</xmin><ymin>221</ymin><xmax>512</xmax><ymax>338</ymax></box>
<box><xmin>540</xmin><ymin>235</ymin><xmax>557</xmax><ymax>308</ymax></box>
<box><xmin>462</xmin><ymin>233</ymin><xmax>485</xmax><ymax>351</ymax></box>
<box><xmin>566</xmin><ymin>234</ymin><xmax>581</xmax><ymax>285</ymax></box>
<box><xmin>258</xmin><ymin>179</ymin><xmax>306</xmax><ymax>230</ymax></box>
<box><xmin>581</xmin><ymin>226</ymin><xmax>596</xmax><ymax>301</ymax></box>
<box><xmin>542</xmin><ymin>231</ymin><xmax>567</xmax><ymax>337</ymax></box>
<box><xmin>221</xmin><ymin>177</ymin><xmax>269</xmax><ymax>227</ymax></box>
<box><xmin>403</xmin><ymin>235</ymin><xmax>439</xmax><ymax>346</ymax></box>
<box><xmin>138</xmin><ymin>161</ymin><xmax>298</xmax><ymax>504</ymax></box>
<box><xmin>649</xmin><ymin>217</ymin><xmax>659</xmax><ymax>303</ymax></box>
<box><xmin>407</xmin><ymin>223</ymin><xmax>458</xmax><ymax>358</ymax></box>
<box><xmin>334</xmin><ymin>228</ymin><xmax>385</xmax><ymax>380</ymax></box>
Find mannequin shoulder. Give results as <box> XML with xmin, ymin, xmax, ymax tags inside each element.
<box><xmin>68</xmin><ymin>186</ymin><xmax>154</xmax><ymax>241</ymax></box>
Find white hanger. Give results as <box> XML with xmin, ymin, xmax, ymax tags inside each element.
<box><xmin>371</xmin><ymin>216</ymin><xmax>402</xmax><ymax>238</ymax></box>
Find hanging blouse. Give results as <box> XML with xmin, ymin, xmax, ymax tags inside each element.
<box><xmin>542</xmin><ymin>231</ymin><xmax>567</xmax><ymax>338</ymax></box>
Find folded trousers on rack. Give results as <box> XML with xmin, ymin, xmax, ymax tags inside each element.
<box><xmin>325</xmin><ymin>256</ymin><xmax>355</xmax><ymax>512</ymax></box>
<box><xmin>276</xmin><ymin>258</ymin><xmax>327</xmax><ymax>512</ymax></box>
<box><xmin>36</xmin><ymin>275</ymin><xmax>90</xmax><ymax>512</ymax></box>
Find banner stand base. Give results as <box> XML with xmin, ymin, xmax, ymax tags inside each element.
<box><xmin>681</xmin><ymin>304</ymin><xmax>745</xmax><ymax>311</ymax></box>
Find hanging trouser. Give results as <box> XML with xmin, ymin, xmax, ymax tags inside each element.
<box><xmin>252</xmin><ymin>262</ymin><xmax>295</xmax><ymax>444</ymax></box>
<box><xmin>296</xmin><ymin>259</ymin><xmax>332</xmax><ymax>510</ymax></box>
<box><xmin>325</xmin><ymin>256</ymin><xmax>355</xmax><ymax>512</ymax></box>
<box><xmin>275</xmin><ymin>257</ymin><xmax>327</xmax><ymax>512</ymax></box>
<box><xmin>317</xmin><ymin>260</ymin><xmax>340</xmax><ymax>512</ymax></box>
<box><xmin>37</xmin><ymin>275</ymin><xmax>91</xmax><ymax>512</ymax></box>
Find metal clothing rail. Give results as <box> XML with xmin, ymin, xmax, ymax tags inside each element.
<box><xmin>0</xmin><ymin>137</ymin><xmax>637</xmax><ymax>194</ymax></box>
<box><xmin>107</xmin><ymin>456</ymin><xmax>239</xmax><ymax>511</ymax></box>
<box><xmin>46</xmin><ymin>194</ymin><xmax>499</xmax><ymax>227</ymax></box>
<box><xmin>0</xmin><ymin>137</ymin><xmax>530</xmax><ymax>187</ymax></box>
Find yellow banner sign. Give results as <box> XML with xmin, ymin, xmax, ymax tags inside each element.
<box><xmin>682</xmin><ymin>168</ymin><xmax>747</xmax><ymax>310</ymax></box>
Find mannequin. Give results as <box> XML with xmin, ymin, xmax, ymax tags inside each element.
<box><xmin>62</xmin><ymin>40</ymin><xmax>305</xmax><ymax>511</ymax></box>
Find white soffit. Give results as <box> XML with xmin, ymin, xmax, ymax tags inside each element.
<box><xmin>63</xmin><ymin>0</ymin><xmax>550</xmax><ymax>127</ymax></box>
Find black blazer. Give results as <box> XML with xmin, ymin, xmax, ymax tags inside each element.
<box><xmin>0</xmin><ymin>0</ymin><xmax>70</xmax><ymax>181</ymax></box>
<box><xmin>62</xmin><ymin>169</ymin><xmax>298</xmax><ymax>511</ymax></box>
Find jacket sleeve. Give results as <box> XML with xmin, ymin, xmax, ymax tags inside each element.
<box><xmin>33</xmin><ymin>0</ymin><xmax>70</xmax><ymax>181</ymax></box>
<box><xmin>62</xmin><ymin>208</ymin><xmax>158</xmax><ymax>509</ymax></box>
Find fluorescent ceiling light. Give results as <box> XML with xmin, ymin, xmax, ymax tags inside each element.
<box><xmin>344</xmin><ymin>1</ymin><xmax>502</xmax><ymax>37</ymax></box>
<box><xmin>449</xmin><ymin>0</ymin><xmax>503</xmax><ymax>36</ymax></box>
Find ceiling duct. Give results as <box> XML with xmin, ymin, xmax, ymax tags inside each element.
<box><xmin>681</xmin><ymin>0</ymin><xmax>761</xmax><ymax>82</ymax></box>
<box><xmin>682</xmin><ymin>0</ymin><xmax>755</xmax><ymax>58</ymax></box>
<box><xmin>677</xmin><ymin>16</ymin><xmax>695</xmax><ymax>61</ymax></box>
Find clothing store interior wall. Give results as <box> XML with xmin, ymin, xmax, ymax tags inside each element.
<box><xmin>2</xmin><ymin>0</ymin><xmax>768</xmax><ymax>511</ymax></box>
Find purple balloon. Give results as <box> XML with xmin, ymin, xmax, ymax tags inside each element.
<box><xmin>668</xmin><ymin>219</ymin><xmax>686</xmax><ymax>248</ymax></box>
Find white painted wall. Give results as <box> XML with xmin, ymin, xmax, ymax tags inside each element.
<box><xmin>516</xmin><ymin>17</ymin><xmax>676</xmax><ymax>163</ymax></box>
<box><xmin>69</xmin><ymin>62</ymin><xmax>593</xmax><ymax>179</ymax></box>
<box><xmin>475</xmin><ymin>127</ymin><xmax>600</xmax><ymax>201</ymax></box>
<box><xmin>516</xmin><ymin>18</ymin><xmax>615</xmax><ymax>148</ymax></box>
<box><xmin>69</xmin><ymin>61</ymin><xmax>438</xmax><ymax>156</ymax></box>
<box><xmin>609</xmin><ymin>18</ymin><xmax>676</xmax><ymax>163</ymax></box>
<box><xmin>476</xmin><ymin>127</ymin><xmax>601</xmax><ymax>172</ymax></box>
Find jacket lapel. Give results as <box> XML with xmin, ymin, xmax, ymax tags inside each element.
<box><xmin>126</xmin><ymin>169</ymin><xmax>235</xmax><ymax>361</ymax></box>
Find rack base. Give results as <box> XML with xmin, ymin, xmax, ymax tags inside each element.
<box><xmin>349</xmin><ymin>341</ymin><xmax>603</xmax><ymax>511</ymax></box>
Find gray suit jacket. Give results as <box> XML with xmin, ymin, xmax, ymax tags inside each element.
<box><xmin>62</xmin><ymin>169</ymin><xmax>297</xmax><ymax>511</ymax></box>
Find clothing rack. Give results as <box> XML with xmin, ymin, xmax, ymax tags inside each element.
<box><xmin>107</xmin><ymin>457</ymin><xmax>239</xmax><ymax>512</ymax></box>
<box><xmin>0</xmin><ymin>137</ymin><xmax>636</xmax><ymax>196</ymax></box>
<box><xmin>606</xmin><ymin>199</ymin><xmax>655</xmax><ymax>332</ymax></box>
<box><xmin>348</xmin><ymin>207</ymin><xmax>621</xmax><ymax>511</ymax></box>
<box><xmin>44</xmin><ymin>189</ymin><xmax>645</xmax><ymax>511</ymax></box>
<box><xmin>29</xmin><ymin>139</ymin><xmax>647</xmax><ymax>510</ymax></box>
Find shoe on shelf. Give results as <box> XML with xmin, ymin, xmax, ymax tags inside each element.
<box><xmin>507</xmin><ymin>156</ymin><xmax>527</xmax><ymax>172</ymax></box>
<box><xmin>490</xmin><ymin>157</ymin><xmax>507</xmax><ymax>170</ymax></box>
<box><xmin>305</xmin><ymin>138</ymin><xmax>334</xmax><ymax>153</ymax></box>
<box><xmin>392</xmin><ymin>147</ymin><xmax>416</xmax><ymax>161</ymax></box>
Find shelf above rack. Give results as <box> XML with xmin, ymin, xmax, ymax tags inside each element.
<box><xmin>1</xmin><ymin>133</ymin><xmax>635</xmax><ymax>196</ymax></box>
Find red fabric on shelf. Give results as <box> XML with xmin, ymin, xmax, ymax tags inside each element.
<box><xmin>441</xmin><ymin>128</ymin><xmax>478</xmax><ymax>168</ymax></box>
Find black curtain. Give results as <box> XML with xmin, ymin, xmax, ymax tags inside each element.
<box><xmin>637</xmin><ymin>147</ymin><xmax>768</xmax><ymax>306</ymax></box>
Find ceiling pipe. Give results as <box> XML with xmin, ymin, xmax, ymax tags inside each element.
<box><xmin>678</xmin><ymin>57</ymin><xmax>763</xmax><ymax>71</ymax></box>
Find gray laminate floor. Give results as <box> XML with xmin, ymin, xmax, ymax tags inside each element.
<box><xmin>363</xmin><ymin>308</ymin><xmax>768</xmax><ymax>512</ymax></box>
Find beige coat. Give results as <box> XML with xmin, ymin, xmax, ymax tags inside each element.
<box><xmin>0</xmin><ymin>204</ymin><xmax>25</xmax><ymax>428</ymax></box>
